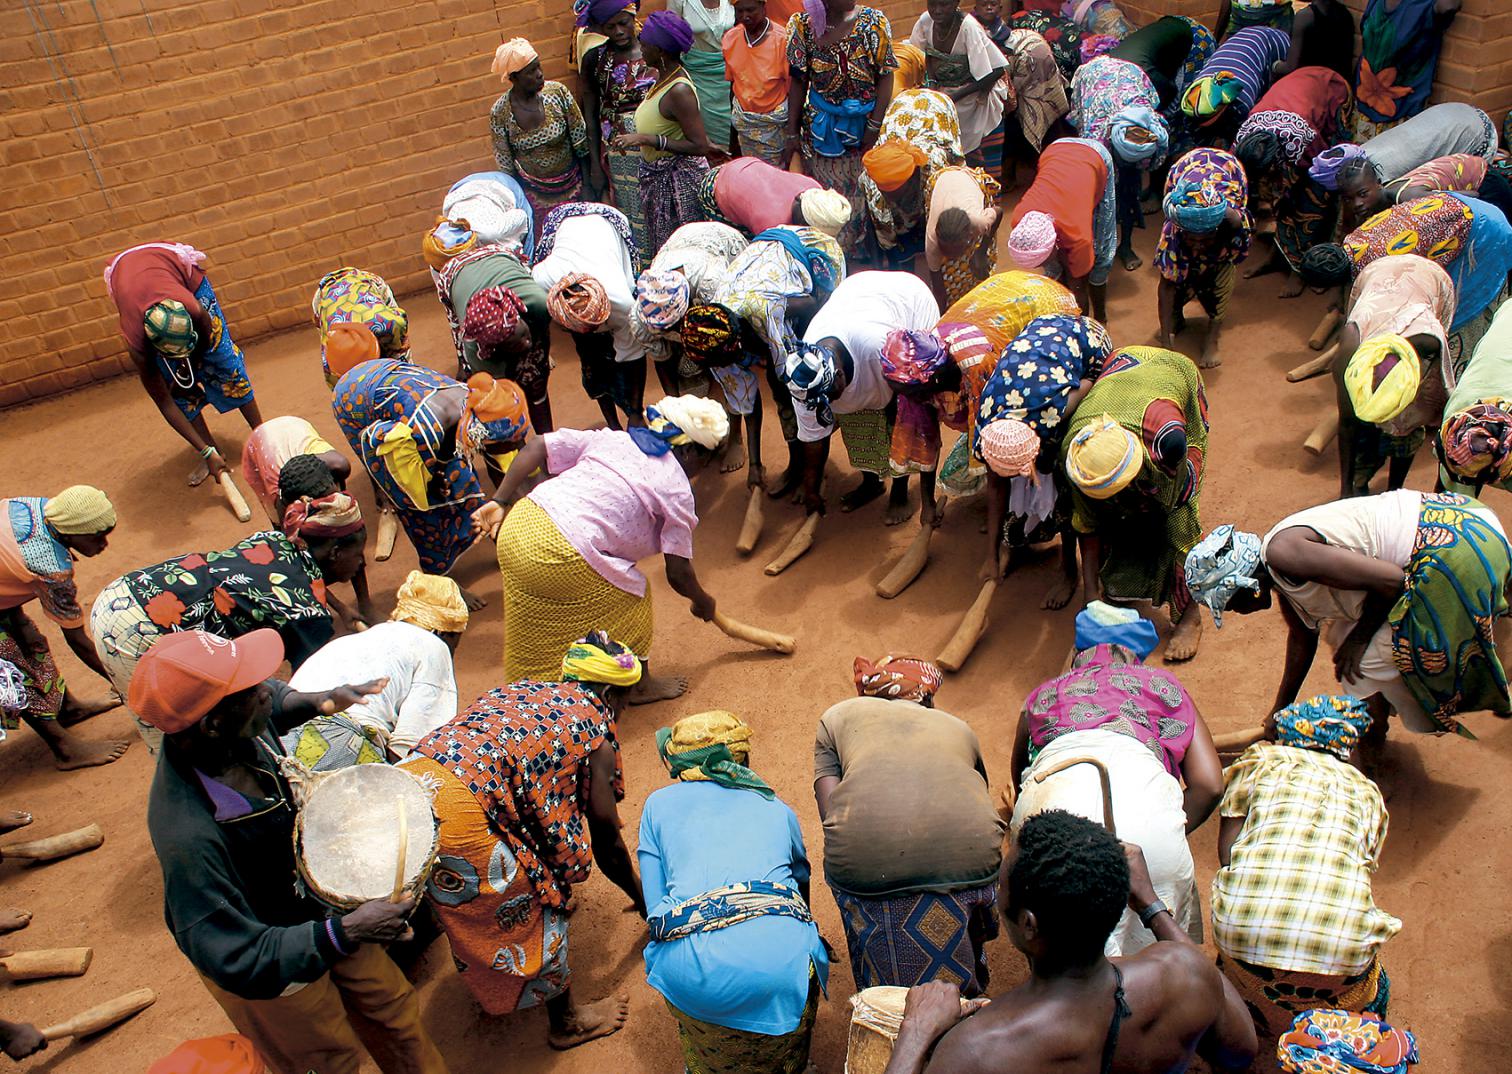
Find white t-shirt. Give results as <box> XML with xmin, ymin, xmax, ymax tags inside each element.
<box><xmin>795</xmin><ymin>271</ymin><xmax>941</xmax><ymax>442</ymax></box>
<box><xmin>530</xmin><ymin>215</ymin><xmax>638</xmax><ymax>362</ymax></box>
<box><xmin>287</xmin><ymin>621</ymin><xmax>459</xmax><ymax>757</ymax></box>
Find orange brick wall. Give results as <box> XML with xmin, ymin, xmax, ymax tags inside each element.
<box><xmin>0</xmin><ymin>0</ymin><xmax>1506</xmax><ymax>407</ymax></box>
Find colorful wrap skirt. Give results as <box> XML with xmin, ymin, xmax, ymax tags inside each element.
<box><xmin>640</xmin><ymin>154</ymin><xmax>712</xmax><ymax>258</ymax></box>
<box><xmin>0</xmin><ymin>610</ymin><xmax>62</xmax><ymax>729</ymax></box>
<box><xmin>669</xmin><ymin>971</ymin><xmax>819</xmax><ymax>1074</ymax></box>
<box><xmin>158</xmin><ymin>276</ymin><xmax>254</xmax><ymax>421</ymax></box>
<box><xmin>836</xmin><ymin>408</ymin><xmax>894</xmax><ymax>477</ymax></box>
<box><xmin>1220</xmin><ymin>953</ymin><xmax>1389</xmax><ymax>1040</ymax></box>
<box><xmin>831</xmin><ymin>882</ymin><xmax>999</xmax><ymax>997</ymax></box>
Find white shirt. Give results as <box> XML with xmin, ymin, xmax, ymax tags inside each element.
<box><xmin>288</xmin><ymin>621</ymin><xmax>459</xmax><ymax>758</ymax></box>
<box><xmin>531</xmin><ymin>215</ymin><xmax>639</xmax><ymax>362</ymax></box>
<box><xmin>796</xmin><ymin>271</ymin><xmax>940</xmax><ymax>442</ymax></box>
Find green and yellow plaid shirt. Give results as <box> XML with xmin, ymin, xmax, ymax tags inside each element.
<box><xmin>1211</xmin><ymin>743</ymin><xmax>1401</xmax><ymax>975</ymax></box>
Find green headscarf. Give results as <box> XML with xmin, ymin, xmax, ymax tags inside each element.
<box><xmin>655</xmin><ymin>711</ymin><xmax>774</xmax><ymax>799</ymax></box>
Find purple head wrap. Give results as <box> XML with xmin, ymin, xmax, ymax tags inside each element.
<box><xmin>804</xmin><ymin>0</ymin><xmax>830</xmax><ymax>36</ymax></box>
<box><xmin>576</xmin><ymin>0</ymin><xmax>636</xmax><ymax>29</ymax></box>
<box><xmin>640</xmin><ymin>10</ymin><xmax>695</xmax><ymax>54</ymax></box>
<box><xmin>1308</xmin><ymin>143</ymin><xmax>1370</xmax><ymax>191</ymax></box>
<box><xmin>880</xmin><ymin>329</ymin><xmax>948</xmax><ymax>386</ymax></box>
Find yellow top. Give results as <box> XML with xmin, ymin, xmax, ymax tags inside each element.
<box><xmin>634</xmin><ymin>74</ymin><xmax>697</xmax><ymax>161</ymax></box>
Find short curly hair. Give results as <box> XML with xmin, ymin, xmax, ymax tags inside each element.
<box><xmin>277</xmin><ymin>454</ymin><xmax>338</xmax><ymax>503</ymax></box>
<box><xmin>1008</xmin><ymin>810</ymin><xmax>1129</xmax><ymax>963</ymax></box>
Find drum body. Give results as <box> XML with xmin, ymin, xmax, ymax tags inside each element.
<box><xmin>295</xmin><ymin>764</ymin><xmax>439</xmax><ymax>910</ymax></box>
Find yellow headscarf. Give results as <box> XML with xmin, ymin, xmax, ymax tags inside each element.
<box><xmin>390</xmin><ymin>570</ymin><xmax>470</xmax><ymax>633</ymax></box>
<box><xmin>1065</xmin><ymin>415</ymin><xmax>1141</xmax><ymax>499</ymax></box>
<box><xmin>43</xmin><ymin>486</ymin><xmax>116</xmax><ymax>535</ymax></box>
<box><xmin>561</xmin><ymin>631</ymin><xmax>644</xmax><ymax>687</ymax></box>
<box><xmin>1345</xmin><ymin>334</ymin><xmax>1421</xmax><ymax>423</ymax></box>
<box><xmin>893</xmin><ymin>43</ymin><xmax>926</xmax><ymax>92</ymax></box>
<box><xmin>655</xmin><ymin>711</ymin><xmax>774</xmax><ymax>797</ymax></box>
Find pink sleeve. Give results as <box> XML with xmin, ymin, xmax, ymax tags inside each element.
<box><xmin>652</xmin><ymin>472</ymin><xmax>698</xmax><ymax>560</ymax></box>
<box><xmin>543</xmin><ymin>429</ymin><xmax>591</xmax><ymax>474</ymax></box>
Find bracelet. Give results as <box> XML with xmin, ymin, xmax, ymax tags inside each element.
<box><xmin>656</xmin><ymin>134</ymin><xmax>668</xmax><ymax>151</ymax></box>
<box><xmin>199</xmin><ymin>445</ymin><xmax>217</xmax><ymax>459</ymax></box>
<box><xmin>324</xmin><ymin>917</ymin><xmax>352</xmax><ymax>957</ymax></box>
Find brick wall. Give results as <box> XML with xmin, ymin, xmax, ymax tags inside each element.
<box><xmin>0</xmin><ymin>0</ymin><xmax>1506</xmax><ymax>407</ymax></box>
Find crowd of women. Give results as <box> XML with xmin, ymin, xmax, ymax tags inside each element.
<box><xmin>2</xmin><ymin>0</ymin><xmax>1509</xmax><ymax>1071</ymax></box>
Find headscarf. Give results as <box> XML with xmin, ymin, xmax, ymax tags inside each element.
<box><xmin>1184</xmin><ymin>524</ymin><xmax>1262</xmax><ymax>627</ymax></box>
<box><xmin>144</xmin><ymin>300</ymin><xmax>198</xmax><ymax>357</ymax></box>
<box><xmin>492</xmin><ymin>38</ymin><xmax>538</xmax><ymax>80</ymax></box>
<box><xmin>1277</xmin><ymin>1009</ymin><xmax>1419</xmax><ymax>1074</ymax></box>
<box><xmin>561</xmin><ymin>630</ymin><xmax>644</xmax><ymax>686</ymax></box>
<box><xmin>1008</xmin><ymin>211</ymin><xmax>1059</xmax><ymax>268</ymax></box>
<box><xmin>390</xmin><ymin>570</ymin><xmax>469</xmax><ymax>633</ymax></box>
<box><xmin>1180</xmin><ymin>71</ymin><xmax>1242</xmax><ymax>122</ymax></box>
<box><xmin>1108</xmin><ymin>104</ymin><xmax>1169</xmax><ymax>167</ymax></box>
<box><xmin>862</xmin><ymin>141</ymin><xmax>928</xmax><ymax>192</ymax></box>
<box><xmin>880</xmin><ymin>329</ymin><xmax>947</xmax><ymax>386</ymax></box>
<box><xmin>656</xmin><ymin>711</ymin><xmax>774</xmax><ymax>798</ymax></box>
<box><xmin>635</xmin><ymin>268</ymin><xmax>691</xmax><ymax>330</ymax></box>
<box><xmin>1308</xmin><ymin>143</ymin><xmax>1370</xmax><ymax>191</ymax></box>
<box><xmin>547</xmin><ymin>273</ymin><xmax>611</xmax><ymax>333</ymax></box>
<box><xmin>42</xmin><ymin>485</ymin><xmax>115</xmax><ymax>535</ymax></box>
<box><xmin>893</xmin><ymin>42</ymin><xmax>927</xmax><ymax>92</ymax></box>
<box><xmin>640</xmin><ymin>9</ymin><xmax>694</xmax><ymax>54</ymax></box>
<box><xmin>1345</xmin><ymin>334</ymin><xmax>1420</xmax><ymax>423</ymax></box>
<box><xmin>797</xmin><ymin>189</ymin><xmax>852</xmax><ymax>238</ymax></box>
<box><xmin>1273</xmin><ymin>695</ymin><xmax>1373</xmax><ymax>759</ymax></box>
<box><xmin>782</xmin><ymin>342</ymin><xmax>839</xmax><ymax>427</ymax></box>
<box><xmin>146</xmin><ymin>1034</ymin><xmax>268</xmax><ymax>1074</ymax></box>
<box><xmin>459</xmin><ymin>372</ymin><xmax>530</xmax><ymax>453</ymax></box>
<box><xmin>979</xmin><ymin>419</ymin><xmax>1041</xmax><ymax>478</ymax></box>
<box><xmin>853</xmin><ymin>655</ymin><xmax>943</xmax><ymax>703</ymax></box>
<box><xmin>681</xmin><ymin>304</ymin><xmax>744</xmax><ymax>365</ymax></box>
<box><xmin>1163</xmin><ymin>175</ymin><xmax>1229</xmax><ymax>233</ymax></box>
<box><xmin>422</xmin><ymin>218</ymin><xmax>478</xmax><ymax>271</ymax></box>
<box><xmin>282</xmin><ymin>492</ymin><xmax>364</xmax><ymax>541</ymax></box>
<box><xmin>802</xmin><ymin>0</ymin><xmax>830</xmax><ymax>37</ymax></box>
<box><xmin>324</xmin><ymin>322</ymin><xmax>380</xmax><ymax>379</ymax></box>
<box><xmin>1442</xmin><ymin>402</ymin><xmax>1512</xmax><ymax>482</ymax></box>
<box><xmin>628</xmin><ymin>395</ymin><xmax>730</xmax><ymax>455</ymax></box>
<box><xmin>577</xmin><ymin>0</ymin><xmax>635</xmax><ymax>28</ymax></box>
<box><xmin>1065</xmin><ymin>414</ymin><xmax>1140</xmax><ymax>498</ymax></box>
<box><xmin>1073</xmin><ymin>601</ymin><xmax>1159</xmax><ymax>661</ymax></box>
<box><xmin>462</xmin><ymin>285</ymin><xmax>527</xmax><ymax>355</ymax></box>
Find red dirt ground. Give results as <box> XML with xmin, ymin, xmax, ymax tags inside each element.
<box><xmin>2</xmin><ymin>221</ymin><xmax>1507</xmax><ymax>1073</ymax></box>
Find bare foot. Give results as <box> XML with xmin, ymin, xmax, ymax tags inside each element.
<box><xmin>627</xmin><ymin>674</ymin><xmax>689</xmax><ymax>705</ymax></box>
<box><xmin>719</xmin><ymin>436</ymin><xmax>746</xmax><ymax>474</ymax></box>
<box><xmin>0</xmin><ymin>812</ymin><xmax>32</xmax><ymax>835</ymax></box>
<box><xmin>58</xmin><ymin>694</ymin><xmax>123</xmax><ymax>728</ymax></box>
<box><xmin>53</xmin><ymin>736</ymin><xmax>131</xmax><ymax>771</ymax></box>
<box><xmin>1117</xmin><ymin>246</ymin><xmax>1142</xmax><ymax>272</ymax></box>
<box><xmin>1163</xmin><ymin>607</ymin><xmax>1203</xmax><ymax>663</ymax></box>
<box><xmin>884</xmin><ymin>490</ymin><xmax>915</xmax><ymax>527</ymax></box>
<box><xmin>1041</xmin><ymin>576</ymin><xmax>1077</xmax><ymax>610</ymax></box>
<box><xmin>0</xmin><ymin>910</ymin><xmax>32</xmax><ymax>934</ymax></box>
<box><xmin>458</xmin><ymin>587</ymin><xmax>487</xmax><ymax>612</ymax></box>
<box><xmin>1196</xmin><ymin>334</ymin><xmax>1222</xmax><ymax>369</ymax></box>
<box><xmin>766</xmin><ymin>467</ymin><xmax>802</xmax><ymax>500</ymax></box>
<box><xmin>188</xmin><ymin>460</ymin><xmax>210</xmax><ymax>487</ymax></box>
<box><xmin>548</xmin><ymin>994</ymin><xmax>630</xmax><ymax>1050</ymax></box>
<box><xmin>1278</xmin><ymin>274</ymin><xmax>1305</xmax><ymax>298</ymax></box>
<box><xmin>840</xmin><ymin>476</ymin><xmax>886</xmax><ymax>513</ymax></box>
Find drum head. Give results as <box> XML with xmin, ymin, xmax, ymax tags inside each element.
<box><xmin>298</xmin><ymin>764</ymin><xmax>437</xmax><ymax>907</ymax></box>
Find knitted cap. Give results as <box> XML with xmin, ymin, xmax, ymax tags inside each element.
<box><xmin>43</xmin><ymin>486</ymin><xmax>116</xmax><ymax>535</ymax></box>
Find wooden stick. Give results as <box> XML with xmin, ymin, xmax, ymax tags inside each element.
<box><xmin>390</xmin><ymin>805</ymin><xmax>409</xmax><ymax>902</ymax></box>
<box><xmin>764</xmin><ymin>514</ymin><xmax>820</xmax><ymax>576</ymax></box>
<box><xmin>875</xmin><ymin>502</ymin><xmax>943</xmax><ymax>599</ymax></box>
<box><xmin>713</xmin><ymin>612</ymin><xmax>796</xmax><ymax>655</ymax></box>
<box><xmin>1286</xmin><ymin>341</ymin><xmax>1340</xmax><ymax>383</ymax></box>
<box><xmin>1303</xmin><ymin>412</ymin><xmax>1340</xmax><ymax>456</ymax></box>
<box><xmin>375</xmin><ymin>508</ymin><xmax>398</xmax><ymax>562</ymax></box>
<box><xmin>218</xmin><ymin>473</ymin><xmax>252</xmax><ymax>523</ymax></box>
<box><xmin>735</xmin><ymin>487</ymin><xmax>765</xmax><ymax>556</ymax></box>
<box><xmin>1</xmin><ymin>824</ymin><xmax>104</xmax><ymax>862</ymax></box>
<box><xmin>1032</xmin><ymin>756</ymin><xmax>1116</xmax><ymax>835</ymax></box>
<box><xmin>41</xmin><ymin>988</ymin><xmax>157</xmax><ymax>1042</ymax></box>
<box><xmin>1308</xmin><ymin>308</ymin><xmax>1344</xmax><ymax>350</ymax></box>
<box><xmin>937</xmin><ymin>579</ymin><xmax>998</xmax><ymax>672</ymax></box>
<box><xmin>0</xmin><ymin>948</ymin><xmax>93</xmax><ymax>980</ymax></box>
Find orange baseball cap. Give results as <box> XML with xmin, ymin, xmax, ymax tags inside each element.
<box><xmin>128</xmin><ymin>629</ymin><xmax>285</xmax><ymax>734</ymax></box>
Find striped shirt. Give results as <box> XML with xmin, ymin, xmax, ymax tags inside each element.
<box><xmin>1195</xmin><ymin>26</ymin><xmax>1289</xmax><ymax>118</ymax></box>
<box><xmin>1211</xmin><ymin>743</ymin><xmax>1401</xmax><ymax>975</ymax></box>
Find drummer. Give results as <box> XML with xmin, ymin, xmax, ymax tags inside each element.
<box><xmin>133</xmin><ymin>629</ymin><xmax>449</xmax><ymax>1074</ymax></box>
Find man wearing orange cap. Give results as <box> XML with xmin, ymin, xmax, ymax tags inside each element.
<box><xmin>135</xmin><ymin>629</ymin><xmax>450</xmax><ymax>1074</ymax></box>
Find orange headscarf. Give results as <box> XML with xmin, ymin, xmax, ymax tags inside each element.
<box><xmin>863</xmin><ymin>140</ymin><xmax>928</xmax><ymax>192</ymax></box>
<box><xmin>324</xmin><ymin>322</ymin><xmax>380</xmax><ymax>379</ymax></box>
<box><xmin>547</xmin><ymin>273</ymin><xmax>611</xmax><ymax>333</ymax></box>
<box><xmin>460</xmin><ymin>372</ymin><xmax>530</xmax><ymax>452</ymax></box>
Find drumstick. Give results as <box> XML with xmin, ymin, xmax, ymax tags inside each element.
<box><xmin>390</xmin><ymin>805</ymin><xmax>409</xmax><ymax>902</ymax></box>
<box><xmin>875</xmin><ymin>501</ymin><xmax>943</xmax><ymax>599</ymax></box>
<box><xmin>764</xmin><ymin>514</ymin><xmax>820</xmax><ymax>576</ymax></box>
<box><xmin>1286</xmin><ymin>342</ymin><xmax>1340</xmax><ymax>382</ymax></box>
<box><xmin>713</xmin><ymin>612</ymin><xmax>796</xmax><ymax>654</ymax></box>
<box><xmin>219</xmin><ymin>473</ymin><xmax>252</xmax><ymax>523</ymax></box>
<box><xmin>1302</xmin><ymin>412</ymin><xmax>1339</xmax><ymax>456</ymax></box>
<box><xmin>1</xmin><ymin>824</ymin><xmax>104</xmax><ymax>863</ymax></box>
<box><xmin>735</xmin><ymin>487</ymin><xmax>765</xmax><ymax>555</ymax></box>
<box><xmin>0</xmin><ymin>948</ymin><xmax>93</xmax><ymax>980</ymax></box>
<box><xmin>1032</xmin><ymin>756</ymin><xmax>1115</xmax><ymax>835</ymax></box>
<box><xmin>1309</xmin><ymin>307</ymin><xmax>1344</xmax><ymax>350</ymax></box>
<box><xmin>375</xmin><ymin>508</ymin><xmax>398</xmax><ymax>562</ymax></box>
<box><xmin>937</xmin><ymin>579</ymin><xmax>998</xmax><ymax>672</ymax></box>
<box><xmin>41</xmin><ymin>988</ymin><xmax>156</xmax><ymax>1042</ymax></box>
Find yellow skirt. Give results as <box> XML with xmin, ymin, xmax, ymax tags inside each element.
<box><xmin>497</xmin><ymin>497</ymin><xmax>653</xmax><ymax>681</ymax></box>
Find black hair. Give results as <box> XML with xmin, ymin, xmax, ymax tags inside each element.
<box><xmin>1298</xmin><ymin>243</ymin><xmax>1353</xmax><ymax>288</ymax></box>
<box><xmin>303</xmin><ymin>528</ymin><xmax>367</xmax><ymax>566</ymax></box>
<box><xmin>278</xmin><ymin>454</ymin><xmax>338</xmax><ymax>503</ymax></box>
<box><xmin>936</xmin><ymin>207</ymin><xmax>975</xmax><ymax>247</ymax></box>
<box><xmin>1234</xmin><ymin>129</ymin><xmax>1282</xmax><ymax>177</ymax></box>
<box><xmin>1008</xmin><ymin>810</ymin><xmax>1129</xmax><ymax>964</ymax></box>
<box><xmin>1337</xmin><ymin>157</ymin><xmax>1379</xmax><ymax>187</ymax></box>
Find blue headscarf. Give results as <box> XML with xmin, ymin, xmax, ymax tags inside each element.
<box><xmin>782</xmin><ymin>342</ymin><xmax>838</xmax><ymax>427</ymax></box>
<box><xmin>752</xmin><ymin>227</ymin><xmax>840</xmax><ymax>294</ymax></box>
<box><xmin>1108</xmin><ymin>105</ymin><xmax>1169</xmax><ymax>168</ymax></box>
<box><xmin>1163</xmin><ymin>176</ymin><xmax>1228</xmax><ymax>233</ymax></box>
<box><xmin>1274</xmin><ymin>695</ymin><xmax>1373</xmax><ymax>759</ymax></box>
<box><xmin>1185</xmin><ymin>524</ymin><xmax>1262</xmax><ymax>627</ymax></box>
<box><xmin>1074</xmin><ymin>601</ymin><xmax>1159</xmax><ymax>660</ymax></box>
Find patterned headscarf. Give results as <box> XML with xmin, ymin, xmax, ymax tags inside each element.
<box><xmin>853</xmin><ymin>655</ymin><xmax>943</xmax><ymax>703</ymax></box>
<box><xmin>547</xmin><ymin>273</ymin><xmax>611</xmax><ymax>333</ymax></box>
<box><xmin>1073</xmin><ymin>601</ymin><xmax>1159</xmax><ymax>660</ymax></box>
<box><xmin>1442</xmin><ymin>402</ymin><xmax>1512</xmax><ymax>482</ymax></box>
<box><xmin>1163</xmin><ymin>176</ymin><xmax>1229</xmax><ymax>233</ymax></box>
<box><xmin>636</xmin><ymin>268</ymin><xmax>691</xmax><ymax>330</ymax></box>
<box><xmin>1181</xmin><ymin>71</ymin><xmax>1242</xmax><ymax>122</ymax></box>
<box><xmin>462</xmin><ymin>285</ymin><xmax>528</xmax><ymax>355</ymax></box>
<box><xmin>1008</xmin><ymin>211</ymin><xmax>1059</xmax><ymax>267</ymax></box>
<box><xmin>459</xmin><ymin>372</ymin><xmax>529</xmax><ymax>454</ymax></box>
<box><xmin>1065</xmin><ymin>414</ymin><xmax>1140</xmax><ymax>498</ymax></box>
<box><xmin>880</xmin><ymin>329</ymin><xmax>948</xmax><ymax>386</ymax></box>
<box><xmin>282</xmin><ymin>492</ymin><xmax>364</xmax><ymax>541</ymax></box>
<box><xmin>980</xmin><ymin>419</ymin><xmax>1041</xmax><ymax>479</ymax></box>
<box><xmin>1309</xmin><ymin>143</ymin><xmax>1370</xmax><ymax>191</ymax></box>
<box><xmin>422</xmin><ymin>218</ymin><xmax>478</xmax><ymax>271</ymax></box>
<box><xmin>561</xmin><ymin>630</ymin><xmax>644</xmax><ymax>686</ymax></box>
<box><xmin>782</xmin><ymin>342</ymin><xmax>839</xmax><ymax>427</ymax></box>
<box><xmin>1274</xmin><ymin>695</ymin><xmax>1373</xmax><ymax>759</ymax></box>
<box><xmin>1345</xmin><ymin>335</ymin><xmax>1420</xmax><ymax>424</ymax></box>
<box><xmin>1184</xmin><ymin>524</ymin><xmax>1262</xmax><ymax>627</ymax></box>
<box><xmin>862</xmin><ymin>141</ymin><xmax>928</xmax><ymax>192</ymax></box>
<box><xmin>144</xmin><ymin>300</ymin><xmax>198</xmax><ymax>357</ymax></box>
<box><xmin>656</xmin><ymin>711</ymin><xmax>774</xmax><ymax>798</ymax></box>
<box><xmin>681</xmin><ymin>304</ymin><xmax>743</xmax><ymax>365</ymax></box>
<box><xmin>390</xmin><ymin>570</ymin><xmax>470</xmax><ymax>633</ymax></box>
<box><xmin>492</xmin><ymin>38</ymin><xmax>538</xmax><ymax>80</ymax></box>
<box><xmin>1277</xmin><ymin>1009</ymin><xmax>1419</xmax><ymax>1074</ymax></box>
<box><xmin>640</xmin><ymin>9</ymin><xmax>694</xmax><ymax>54</ymax></box>
<box><xmin>1108</xmin><ymin>104</ymin><xmax>1169</xmax><ymax>167</ymax></box>
<box><xmin>628</xmin><ymin>395</ymin><xmax>730</xmax><ymax>456</ymax></box>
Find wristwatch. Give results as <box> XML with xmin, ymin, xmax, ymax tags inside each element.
<box><xmin>1137</xmin><ymin>898</ymin><xmax>1169</xmax><ymax>929</ymax></box>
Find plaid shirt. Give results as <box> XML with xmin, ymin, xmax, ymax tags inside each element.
<box><xmin>1211</xmin><ymin>743</ymin><xmax>1401</xmax><ymax>975</ymax></box>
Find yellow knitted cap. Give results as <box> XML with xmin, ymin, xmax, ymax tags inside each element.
<box><xmin>43</xmin><ymin>486</ymin><xmax>116</xmax><ymax>535</ymax></box>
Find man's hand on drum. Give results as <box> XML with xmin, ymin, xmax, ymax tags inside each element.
<box><xmin>342</xmin><ymin>894</ymin><xmax>417</xmax><ymax>944</ymax></box>
<box><xmin>311</xmin><ymin>678</ymin><xmax>389</xmax><ymax>716</ymax></box>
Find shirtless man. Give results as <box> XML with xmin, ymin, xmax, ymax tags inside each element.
<box><xmin>884</xmin><ymin>810</ymin><xmax>1257</xmax><ymax>1074</ymax></box>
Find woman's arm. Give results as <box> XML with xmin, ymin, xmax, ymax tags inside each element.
<box><xmin>981</xmin><ymin>474</ymin><xmax>1009</xmax><ymax>581</ymax></box>
<box><xmin>1078</xmin><ymin>531</ymin><xmax>1103</xmax><ymax>603</ymax></box>
<box><xmin>1271</xmin><ymin>594</ymin><xmax>1319</xmax><ymax>713</ymax></box>
<box><xmin>1156</xmin><ymin>278</ymin><xmax>1179</xmax><ymax>348</ymax></box>
<box><xmin>582</xmin><ymin>46</ymin><xmax>607</xmax><ymax>168</ymax></box>
<box><xmin>864</xmin><ymin>71</ymin><xmax>896</xmax><ymax>150</ymax></box>
<box><xmin>617</xmin><ymin>83</ymin><xmax>715</xmax><ymax>155</ymax></box>
<box><xmin>814</xmin><ymin>775</ymin><xmax>840</xmax><ymax>820</ymax></box>
<box><xmin>1179</xmin><ymin>709</ymin><xmax>1224</xmax><ymax>832</ymax></box>
<box><xmin>1216</xmin><ymin>813</ymin><xmax>1243</xmax><ymax>867</ymax></box>
<box><xmin>664</xmin><ymin>554</ymin><xmax>716</xmax><ymax>620</ymax></box>
<box><xmin>130</xmin><ymin>351</ymin><xmax>228</xmax><ymax>476</ymax></box>
<box><xmin>586</xmin><ymin>744</ymin><xmax>646</xmax><ymax>915</ymax></box>
<box><xmin>949</xmin><ymin>68</ymin><xmax>1001</xmax><ymax>103</ymax></box>
<box><xmin>471</xmin><ymin>436</ymin><xmax>550</xmax><ymax>538</ymax></box>
<box><xmin>1009</xmin><ymin>709</ymin><xmax>1031</xmax><ymax>790</ymax></box>
<box><xmin>1332</xmin><ymin>322</ymin><xmax>1361</xmax><ymax>497</ymax></box>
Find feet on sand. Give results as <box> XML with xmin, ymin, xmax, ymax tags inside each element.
<box><xmin>1278</xmin><ymin>274</ymin><xmax>1305</xmax><ymax>298</ymax></box>
<box><xmin>1163</xmin><ymin>608</ymin><xmax>1203</xmax><ymax>662</ymax></box>
<box><xmin>1041</xmin><ymin>576</ymin><xmax>1077</xmax><ymax>610</ymax></box>
<box><xmin>884</xmin><ymin>486</ymin><xmax>915</xmax><ymax>527</ymax></box>
<box><xmin>719</xmin><ymin>436</ymin><xmax>746</xmax><ymax>474</ymax></box>
<box><xmin>840</xmin><ymin>475</ymin><xmax>886</xmax><ymax>513</ymax></box>
<box><xmin>0</xmin><ymin>812</ymin><xmax>32</xmax><ymax>836</ymax></box>
<box><xmin>766</xmin><ymin>467</ymin><xmax>802</xmax><ymax>501</ymax></box>
<box><xmin>628</xmin><ymin>674</ymin><xmax>689</xmax><ymax>705</ymax></box>
<box><xmin>548</xmin><ymin>994</ymin><xmax>630</xmax><ymax>1050</ymax></box>
<box><xmin>457</xmin><ymin>586</ymin><xmax>488</xmax><ymax>612</ymax></box>
<box><xmin>1197</xmin><ymin>329</ymin><xmax>1222</xmax><ymax>369</ymax></box>
<box><xmin>58</xmin><ymin>694</ymin><xmax>122</xmax><ymax>728</ymax></box>
<box><xmin>1117</xmin><ymin>246</ymin><xmax>1142</xmax><ymax>272</ymax></box>
<box><xmin>0</xmin><ymin>910</ymin><xmax>32</xmax><ymax>935</ymax></box>
<box><xmin>53</xmin><ymin>736</ymin><xmax>131</xmax><ymax>771</ymax></box>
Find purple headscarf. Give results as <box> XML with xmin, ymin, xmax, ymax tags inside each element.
<box><xmin>1309</xmin><ymin>143</ymin><xmax>1370</xmax><ymax>191</ymax></box>
<box><xmin>804</xmin><ymin>0</ymin><xmax>830</xmax><ymax>36</ymax></box>
<box><xmin>640</xmin><ymin>9</ymin><xmax>695</xmax><ymax>54</ymax></box>
<box><xmin>576</xmin><ymin>0</ymin><xmax>636</xmax><ymax>29</ymax></box>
